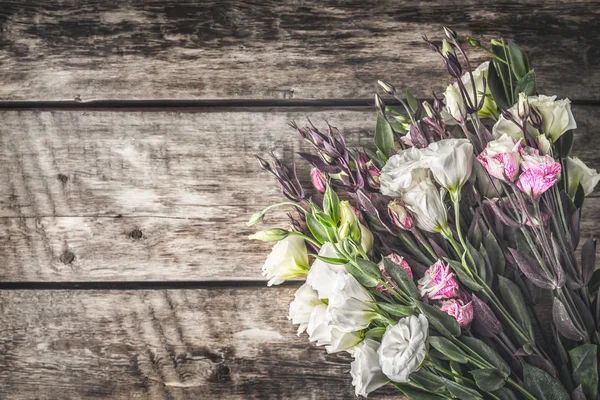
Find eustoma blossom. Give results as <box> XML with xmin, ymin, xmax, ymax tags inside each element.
<box><xmin>417</xmin><ymin>260</ymin><xmax>460</xmax><ymax>300</ymax></box>
<box><xmin>439</xmin><ymin>296</ymin><xmax>474</xmax><ymax>327</ymax></box>
<box><xmin>517</xmin><ymin>148</ymin><xmax>562</xmax><ymax>200</ymax></box>
<box><xmin>477</xmin><ymin>133</ymin><xmax>523</xmax><ymax>182</ymax></box>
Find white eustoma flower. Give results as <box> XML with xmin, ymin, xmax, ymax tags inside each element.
<box><xmin>423</xmin><ymin>138</ymin><xmax>474</xmax><ymax>195</ymax></box>
<box><xmin>351</xmin><ymin>339</ymin><xmax>389</xmax><ymax>397</ymax></box>
<box><xmin>306</xmin><ymin>242</ymin><xmax>347</xmax><ymax>299</ymax></box>
<box><xmin>328</xmin><ymin>273</ymin><xmax>379</xmax><ymax>332</ymax></box>
<box><xmin>566</xmin><ymin>157</ymin><xmax>600</xmax><ymax>197</ymax></box>
<box><xmin>288</xmin><ymin>283</ymin><xmax>323</xmax><ymax>335</ymax></box>
<box><xmin>378</xmin><ymin>314</ymin><xmax>429</xmax><ymax>382</ymax></box>
<box><xmin>444</xmin><ymin>61</ymin><xmax>496</xmax><ymax>123</ymax></box>
<box><xmin>327</xmin><ymin>328</ymin><xmax>363</xmax><ymax>354</ymax></box>
<box><xmin>492</xmin><ymin>94</ymin><xmax>576</xmax><ymax>142</ymax></box>
<box><xmin>380</xmin><ymin>147</ymin><xmax>430</xmax><ymax>198</ymax></box>
<box><xmin>402</xmin><ymin>180</ymin><xmax>449</xmax><ymax>234</ymax></box>
<box><xmin>262</xmin><ymin>235</ymin><xmax>309</xmax><ymax>286</ymax></box>
<box><xmin>306</xmin><ymin>303</ymin><xmax>332</xmax><ymax>347</ymax></box>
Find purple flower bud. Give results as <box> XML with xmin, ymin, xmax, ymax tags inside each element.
<box><xmin>387</xmin><ymin>200</ymin><xmax>414</xmax><ymax>230</ymax></box>
<box><xmin>377</xmin><ymin>80</ymin><xmax>396</xmax><ymax>95</ymax></box>
<box><xmin>443</xmin><ymin>27</ymin><xmax>458</xmax><ymax>40</ymax></box>
<box><xmin>310</xmin><ymin>168</ymin><xmax>327</xmax><ymax>193</ymax></box>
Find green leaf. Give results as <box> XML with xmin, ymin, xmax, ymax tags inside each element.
<box><xmin>483</xmin><ymin>231</ymin><xmax>505</xmax><ymax>275</ymax></box>
<box><xmin>556</xmin><ymin>130</ymin><xmax>574</xmax><ymax>156</ymax></box>
<box><xmin>306</xmin><ymin>213</ymin><xmax>328</xmax><ymax>244</ymax></box>
<box><xmin>384</xmin><ymin>257</ymin><xmax>419</xmax><ymax>300</ymax></box>
<box><xmin>445</xmin><ymin>258</ymin><xmax>483</xmax><ymax>291</ymax></box>
<box><xmin>429</xmin><ymin>336</ymin><xmax>469</xmax><ymax>363</ymax></box>
<box><xmin>514</xmin><ymin>70</ymin><xmax>536</xmax><ymax>98</ymax></box>
<box><xmin>394</xmin><ymin>384</ymin><xmax>449</xmax><ymax>400</ymax></box>
<box><xmin>378</xmin><ymin>303</ymin><xmax>416</xmax><ymax>317</ymax></box>
<box><xmin>416</xmin><ymin>301</ymin><xmax>461</xmax><ymax>338</ymax></box>
<box><xmin>444</xmin><ymin>379</ymin><xmax>484</xmax><ymax>400</ymax></box>
<box><xmin>497</xmin><ymin>276</ymin><xmax>534</xmax><ymax>340</ymax></box>
<box><xmin>313</xmin><ymin>255</ymin><xmax>347</xmax><ymax>265</ymax></box>
<box><xmin>523</xmin><ymin>363</ymin><xmax>570</xmax><ymax>400</ymax></box>
<box><xmin>574</xmin><ymin>183</ymin><xmax>586</xmax><ymax>209</ymax></box>
<box><xmin>374</xmin><ymin>113</ymin><xmax>395</xmax><ymax>159</ymax></box>
<box><xmin>406</xmin><ymin>89</ymin><xmax>419</xmax><ymax>113</ymax></box>
<box><xmin>409</xmin><ymin>369</ymin><xmax>447</xmax><ymax>393</ymax></box>
<box><xmin>323</xmin><ymin>184</ymin><xmax>340</xmax><ymax>224</ymax></box>
<box><xmin>488</xmin><ymin>60</ymin><xmax>510</xmax><ymax>110</ymax></box>
<box><xmin>569</xmin><ymin>344</ymin><xmax>598</xmax><ymax>400</ymax></box>
<box><xmin>344</xmin><ymin>259</ymin><xmax>381</xmax><ymax>288</ymax></box>
<box><xmin>449</xmin><ymin>361</ymin><xmax>465</xmax><ymax>384</ymax></box>
<box><xmin>508</xmin><ymin>41</ymin><xmax>530</xmax><ymax>79</ymax></box>
<box><xmin>492</xmin><ymin>387</ymin><xmax>519</xmax><ymax>400</ymax></box>
<box><xmin>460</xmin><ymin>336</ymin><xmax>510</xmax><ymax>375</ymax></box>
<box><xmin>471</xmin><ymin>368</ymin><xmax>508</xmax><ymax>391</ymax></box>
<box><xmin>364</xmin><ymin>326</ymin><xmax>386</xmax><ymax>339</ymax></box>
<box><xmin>467</xmin><ymin>242</ymin><xmax>492</xmax><ymax>287</ymax></box>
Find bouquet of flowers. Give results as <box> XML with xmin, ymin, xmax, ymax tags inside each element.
<box><xmin>248</xmin><ymin>28</ymin><xmax>600</xmax><ymax>399</ymax></box>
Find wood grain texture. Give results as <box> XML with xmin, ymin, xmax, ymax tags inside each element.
<box><xmin>1</xmin><ymin>0</ymin><xmax>600</xmax><ymax>101</ymax></box>
<box><xmin>1</xmin><ymin>106</ymin><xmax>599</xmax><ymax>281</ymax></box>
<box><xmin>0</xmin><ymin>287</ymin><xmax>397</xmax><ymax>399</ymax></box>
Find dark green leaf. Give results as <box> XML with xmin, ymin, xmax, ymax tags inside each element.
<box><xmin>571</xmin><ymin>385</ymin><xmax>586</xmax><ymax>400</ymax></box>
<box><xmin>306</xmin><ymin>213</ymin><xmax>328</xmax><ymax>244</ymax></box>
<box><xmin>313</xmin><ymin>255</ymin><xmax>347</xmax><ymax>265</ymax></box>
<box><xmin>445</xmin><ymin>258</ymin><xmax>483</xmax><ymax>291</ymax></box>
<box><xmin>429</xmin><ymin>336</ymin><xmax>469</xmax><ymax>363</ymax></box>
<box><xmin>483</xmin><ymin>231</ymin><xmax>505</xmax><ymax>275</ymax></box>
<box><xmin>488</xmin><ymin>60</ymin><xmax>510</xmax><ymax>110</ymax></box>
<box><xmin>477</xmin><ymin>245</ymin><xmax>495</xmax><ymax>288</ymax></box>
<box><xmin>581</xmin><ymin>238</ymin><xmax>596</xmax><ymax>285</ymax></box>
<box><xmin>374</xmin><ymin>113</ymin><xmax>395</xmax><ymax>159</ymax></box>
<box><xmin>460</xmin><ymin>336</ymin><xmax>510</xmax><ymax>375</ymax></box>
<box><xmin>416</xmin><ymin>301</ymin><xmax>461</xmax><ymax>338</ymax></box>
<box><xmin>514</xmin><ymin>70</ymin><xmax>536</xmax><ymax>97</ymax></box>
<box><xmin>497</xmin><ymin>276</ymin><xmax>534</xmax><ymax>340</ymax></box>
<box><xmin>569</xmin><ymin>344</ymin><xmax>598</xmax><ymax>400</ymax></box>
<box><xmin>552</xmin><ymin>297</ymin><xmax>584</xmax><ymax>341</ymax></box>
<box><xmin>467</xmin><ymin>242</ymin><xmax>492</xmax><ymax>287</ymax></box>
<box><xmin>508</xmin><ymin>41</ymin><xmax>530</xmax><ymax>79</ymax></box>
<box><xmin>556</xmin><ymin>130</ymin><xmax>574</xmax><ymax>157</ymax></box>
<box><xmin>449</xmin><ymin>361</ymin><xmax>464</xmax><ymax>384</ymax></box>
<box><xmin>384</xmin><ymin>257</ymin><xmax>419</xmax><ymax>300</ymax></box>
<box><xmin>394</xmin><ymin>384</ymin><xmax>449</xmax><ymax>400</ymax></box>
<box><xmin>471</xmin><ymin>368</ymin><xmax>508</xmax><ymax>391</ymax></box>
<box><xmin>378</xmin><ymin>303</ymin><xmax>416</xmax><ymax>317</ymax></box>
<box><xmin>444</xmin><ymin>379</ymin><xmax>484</xmax><ymax>400</ymax></box>
<box><xmin>364</xmin><ymin>326</ymin><xmax>386</xmax><ymax>339</ymax></box>
<box><xmin>469</xmin><ymin>221</ymin><xmax>483</xmax><ymax>249</ymax></box>
<box><xmin>574</xmin><ymin>183</ymin><xmax>585</xmax><ymax>209</ymax></box>
<box><xmin>344</xmin><ymin>259</ymin><xmax>380</xmax><ymax>287</ymax></box>
<box><xmin>406</xmin><ymin>89</ymin><xmax>419</xmax><ymax>113</ymax></box>
<box><xmin>409</xmin><ymin>369</ymin><xmax>447</xmax><ymax>393</ymax></box>
<box><xmin>523</xmin><ymin>363</ymin><xmax>570</xmax><ymax>400</ymax></box>
<box><xmin>492</xmin><ymin>387</ymin><xmax>519</xmax><ymax>400</ymax></box>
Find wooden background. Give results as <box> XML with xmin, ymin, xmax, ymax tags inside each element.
<box><xmin>1</xmin><ymin>1</ymin><xmax>599</xmax><ymax>398</ymax></box>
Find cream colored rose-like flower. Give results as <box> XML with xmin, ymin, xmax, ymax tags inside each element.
<box><xmin>351</xmin><ymin>339</ymin><xmax>389</xmax><ymax>397</ymax></box>
<box><xmin>566</xmin><ymin>156</ymin><xmax>600</xmax><ymax>197</ymax></box>
<box><xmin>444</xmin><ymin>61</ymin><xmax>496</xmax><ymax>123</ymax></box>
<box><xmin>306</xmin><ymin>242</ymin><xmax>347</xmax><ymax>299</ymax></box>
<box><xmin>423</xmin><ymin>138</ymin><xmax>474</xmax><ymax>195</ymax></box>
<box><xmin>328</xmin><ymin>273</ymin><xmax>379</xmax><ymax>333</ymax></box>
<box><xmin>378</xmin><ymin>314</ymin><xmax>429</xmax><ymax>382</ymax></box>
<box><xmin>380</xmin><ymin>147</ymin><xmax>430</xmax><ymax>198</ymax></box>
<box><xmin>327</xmin><ymin>328</ymin><xmax>363</xmax><ymax>354</ymax></box>
<box><xmin>402</xmin><ymin>180</ymin><xmax>449</xmax><ymax>234</ymax></box>
<box><xmin>262</xmin><ymin>235</ymin><xmax>309</xmax><ymax>286</ymax></box>
<box><xmin>288</xmin><ymin>283</ymin><xmax>324</xmax><ymax>335</ymax></box>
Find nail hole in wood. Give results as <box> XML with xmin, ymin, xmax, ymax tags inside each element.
<box><xmin>129</xmin><ymin>229</ymin><xmax>143</xmax><ymax>240</ymax></box>
<box><xmin>215</xmin><ymin>364</ymin><xmax>231</xmax><ymax>382</ymax></box>
<box><xmin>57</xmin><ymin>174</ymin><xmax>68</xmax><ymax>184</ymax></box>
<box><xmin>60</xmin><ymin>250</ymin><xmax>75</xmax><ymax>265</ymax></box>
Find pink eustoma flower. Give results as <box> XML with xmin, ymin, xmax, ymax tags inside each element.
<box><xmin>439</xmin><ymin>296</ymin><xmax>474</xmax><ymax>327</ymax></box>
<box><xmin>388</xmin><ymin>200</ymin><xmax>414</xmax><ymax>230</ymax></box>
<box><xmin>310</xmin><ymin>167</ymin><xmax>326</xmax><ymax>193</ymax></box>
<box><xmin>477</xmin><ymin>133</ymin><xmax>523</xmax><ymax>182</ymax></box>
<box><xmin>376</xmin><ymin>254</ymin><xmax>413</xmax><ymax>295</ymax></box>
<box><xmin>417</xmin><ymin>260</ymin><xmax>459</xmax><ymax>300</ymax></box>
<box><xmin>517</xmin><ymin>148</ymin><xmax>562</xmax><ymax>200</ymax></box>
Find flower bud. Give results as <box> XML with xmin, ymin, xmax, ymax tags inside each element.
<box><xmin>374</xmin><ymin>93</ymin><xmax>385</xmax><ymax>114</ymax></box>
<box><xmin>466</xmin><ymin>36</ymin><xmax>481</xmax><ymax>47</ymax></box>
<box><xmin>441</xmin><ymin>39</ymin><xmax>456</xmax><ymax>58</ymax></box>
<box><xmin>249</xmin><ymin>228</ymin><xmax>290</xmax><ymax>241</ymax></box>
<box><xmin>388</xmin><ymin>200</ymin><xmax>414</xmax><ymax>230</ymax></box>
<box><xmin>310</xmin><ymin>168</ymin><xmax>327</xmax><ymax>193</ymax></box>
<box><xmin>247</xmin><ymin>210</ymin><xmax>266</xmax><ymax>226</ymax></box>
<box><xmin>517</xmin><ymin>92</ymin><xmax>530</xmax><ymax>120</ymax></box>
<box><xmin>377</xmin><ymin>80</ymin><xmax>396</xmax><ymax>95</ymax></box>
<box><xmin>443</xmin><ymin>26</ymin><xmax>457</xmax><ymax>40</ymax></box>
<box><xmin>339</xmin><ymin>201</ymin><xmax>361</xmax><ymax>241</ymax></box>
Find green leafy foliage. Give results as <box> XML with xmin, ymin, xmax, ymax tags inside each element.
<box><xmin>470</xmin><ymin>368</ymin><xmax>508</xmax><ymax>391</ymax></box>
<box><xmin>569</xmin><ymin>344</ymin><xmax>598</xmax><ymax>400</ymax></box>
<box><xmin>344</xmin><ymin>258</ymin><xmax>381</xmax><ymax>287</ymax></box>
<box><xmin>378</xmin><ymin>303</ymin><xmax>416</xmax><ymax>317</ymax></box>
<box><xmin>374</xmin><ymin>113</ymin><xmax>395</xmax><ymax>159</ymax></box>
<box><xmin>384</xmin><ymin>257</ymin><xmax>419</xmax><ymax>300</ymax></box>
<box><xmin>416</xmin><ymin>301</ymin><xmax>461</xmax><ymax>338</ymax></box>
<box><xmin>497</xmin><ymin>276</ymin><xmax>534</xmax><ymax>340</ymax></box>
<box><xmin>523</xmin><ymin>363</ymin><xmax>570</xmax><ymax>400</ymax></box>
<box><xmin>460</xmin><ymin>336</ymin><xmax>510</xmax><ymax>374</ymax></box>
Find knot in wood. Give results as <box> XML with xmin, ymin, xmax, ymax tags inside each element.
<box><xmin>129</xmin><ymin>229</ymin><xmax>143</xmax><ymax>240</ymax></box>
<box><xmin>60</xmin><ymin>250</ymin><xmax>75</xmax><ymax>265</ymax></box>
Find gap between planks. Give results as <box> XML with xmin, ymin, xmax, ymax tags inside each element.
<box><xmin>0</xmin><ymin>280</ymin><xmax>303</xmax><ymax>290</ymax></box>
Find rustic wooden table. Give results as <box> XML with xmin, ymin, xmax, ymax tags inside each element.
<box><xmin>0</xmin><ymin>1</ymin><xmax>599</xmax><ymax>399</ymax></box>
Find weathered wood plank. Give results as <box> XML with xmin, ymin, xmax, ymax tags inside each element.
<box><xmin>0</xmin><ymin>288</ymin><xmax>398</xmax><ymax>399</ymax></box>
<box><xmin>1</xmin><ymin>0</ymin><xmax>600</xmax><ymax>101</ymax></box>
<box><xmin>1</xmin><ymin>106</ymin><xmax>599</xmax><ymax>281</ymax></box>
